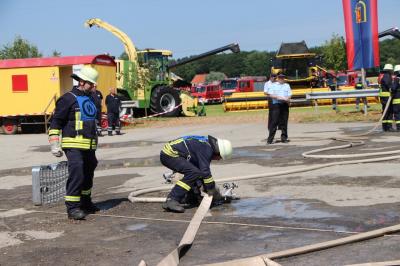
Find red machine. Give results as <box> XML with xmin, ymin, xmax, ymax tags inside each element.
<box><xmin>220</xmin><ymin>76</ymin><xmax>267</xmax><ymax>95</ymax></box>
<box><xmin>191</xmin><ymin>83</ymin><xmax>223</xmax><ymax>103</ymax></box>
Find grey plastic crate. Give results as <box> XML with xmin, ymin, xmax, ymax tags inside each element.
<box><xmin>32</xmin><ymin>161</ymin><xmax>68</xmax><ymax>205</ymax></box>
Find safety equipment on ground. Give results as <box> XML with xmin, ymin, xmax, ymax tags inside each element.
<box><xmin>32</xmin><ymin>161</ymin><xmax>68</xmax><ymax>205</ymax></box>
<box><xmin>162</xmin><ymin>198</ymin><xmax>185</xmax><ymax>213</ymax></box>
<box><xmin>394</xmin><ymin>65</ymin><xmax>400</xmax><ymax>73</ymax></box>
<box><xmin>49</xmin><ymin>135</ymin><xmax>63</xmax><ymax>157</ymax></box>
<box><xmin>71</xmin><ymin>66</ymin><xmax>99</xmax><ymax>84</ymax></box>
<box><xmin>217</xmin><ymin>138</ymin><xmax>233</xmax><ymax>160</ymax></box>
<box><xmin>383</xmin><ymin>64</ymin><xmax>394</xmax><ymax>71</ymax></box>
<box><xmin>67</xmin><ymin>208</ymin><xmax>87</xmax><ymax>220</ymax></box>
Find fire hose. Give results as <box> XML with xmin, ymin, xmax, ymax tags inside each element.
<box><xmin>119</xmin><ymin>103</ymin><xmax>183</xmax><ymax>125</ymax></box>
<box><xmin>130</xmin><ymin>97</ymin><xmax>400</xmax><ymax>265</ymax></box>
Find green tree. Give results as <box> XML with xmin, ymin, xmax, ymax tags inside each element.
<box><xmin>51</xmin><ymin>50</ymin><xmax>62</xmax><ymax>57</ymax></box>
<box><xmin>0</xmin><ymin>36</ymin><xmax>42</xmax><ymax>59</ymax></box>
<box><xmin>205</xmin><ymin>71</ymin><xmax>226</xmax><ymax>83</ymax></box>
<box><xmin>319</xmin><ymin>34</ymin><xmax>347</xmax><ymax>71</ymax></box>
<box><xmin>379</xmin><ymin>38</ymin><xmax>400</xmax><ymax>67</ymax></box>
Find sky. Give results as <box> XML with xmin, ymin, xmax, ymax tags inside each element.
<box><xmin>1</xmin><ymin>0</ymin><xmax>399</xmax><ymax>60</ymax></box>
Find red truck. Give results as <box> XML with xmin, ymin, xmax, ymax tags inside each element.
<box><xmin>191</xmin><ymin>83</ymin><xmax>223</xmax><ymax>104</ymax></box>
<box><xmin>220</xmin><ymin>76</ymin><xmax>267</xmax><ymax>95</ymax></box>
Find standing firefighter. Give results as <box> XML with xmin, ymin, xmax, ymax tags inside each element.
<box><xmin>160</xmin><ymin>135</ymin><xmax>233</xmax><ymax>213</ymax></box>
<box><xmin>105</xmin><ymin>87</ymin><xmax>122</xmax><ymax>136</ymax></box>
<box><xmin>379</xmin><ymin>64</ymin><xmax>394</xmax><ymax>132</ymax></box>
<box><xmin>265</xmin><ymin>73</ymin><xmax>292</xmax><ymax>144</ymax></box>
<box><xmin>48</xmin><ymin>66</ymin><xmax>100</xmax><ymax>220</ymax></box>
<box><xmin>392</xmin><ymin>65</ymin><xmax>400</xmax><ymax>131</ymax></box>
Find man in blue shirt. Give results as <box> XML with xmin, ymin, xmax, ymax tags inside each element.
<box><xmin>265</xmin><ymin>73</ymin><xmax>292</xmax><ymax>144</ymax></box>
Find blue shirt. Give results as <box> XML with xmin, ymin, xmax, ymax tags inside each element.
<box><xmin>264</xmin><ymin>80</ymin><xmax>276</xmax><ymax>93</ymax></box>
<box><xmin>266</xmin><ymin>82</ymin><xmax>292</xmax><ymax>104</ymax></box>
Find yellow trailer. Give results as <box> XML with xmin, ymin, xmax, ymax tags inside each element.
<box><xmin>0</xmin><ymin>55</ymin><xmax>116</xmax><ymax>134</ymax></box>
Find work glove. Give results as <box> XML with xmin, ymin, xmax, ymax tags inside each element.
<box><xmin>49</xmin><ymin>135</ymin><xmax>63</xmax><ymax>157</ymax></box>
<box><xmin>206</xmin><ymin>186</ymin><xmax>223</xmax><ymax>202</ymax></box>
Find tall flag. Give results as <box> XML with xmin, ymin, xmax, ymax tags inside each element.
<box><xmin>342</xmin><ymin>0</ymin><xmax>379</xmax><ymax>70</ymax></box>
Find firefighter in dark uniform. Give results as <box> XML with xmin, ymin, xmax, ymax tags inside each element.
<box><xmin>160</xmin><ymin>135</ymin><xmax>233</xmax><ymax>213</ymax></box>
<box><xmin>91</xmin><ymin>85</ymin><xmax>103</xmax><ymax>136</ymax></box>
<box><xmin>48</xmin><ymin>66</ymin><xmax>100</xmax><ymax>220</ymax></box>
<box><xmin>105</xmin><ymin>87</ymin><xmax>122</xmax><ymax>136</ymax></box>
<box><xmin>392</xmin><ymin>65</ymin><xmax>400</xmax><ymax>131</ymax></box>
<box><xmin>379</xmin><ymin>64</ymin><xmax>394</xmax><ymax>131</ymax></box>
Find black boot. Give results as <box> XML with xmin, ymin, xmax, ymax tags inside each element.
<box><xmin>81</xmin><ymin>201</ymin><xmax>100</xmax><ymax>214</ymax></box>
<box><xmin>67</xmin><ymin>208</ymin><xmax>87</xmax><ymax>220</ymax></box>
<box><xmin>162</xmin><ymin>198</ymin><xmax>185</xmax><ymax>213</ymax></box>
<box><xmin>108</xmin><ymin>131</ymin><xmax>113</xmax><ymax>136</ymax></box>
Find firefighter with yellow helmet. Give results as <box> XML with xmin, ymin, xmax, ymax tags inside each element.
<box><xmin>48</xmin><ymin>66</ymin><xmax>100</xmax><ymax>220</ymax></box>
<box><xmin>160</xmin><ymin>135</ymin><xmax>233</xmax><ymax>213</ymax></box>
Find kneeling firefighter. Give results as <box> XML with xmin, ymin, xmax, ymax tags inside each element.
<box><xmin>160</xmin><ymin>135</ymin><xmax>233</xmax><ymax>213</ymax></box>
<box><xmin>48</xmin><ymin>66</ymin><xmax>100</xmax><ymax>220</ymax></box>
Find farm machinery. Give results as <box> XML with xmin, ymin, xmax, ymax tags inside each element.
<box><xmin>85</xmin><ymin>18</ymin><xmax>240</xmax><ymax>117</ymax></box>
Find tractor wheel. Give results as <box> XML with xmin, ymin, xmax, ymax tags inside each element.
<box><xmin>150</xmin><ymin>86</ymin><xmax>181</xmax><ymax>117</ymax></box>
<box><xmin>2</xmin><ymin>119</ymin><xmax>18</xmax><ymax>135</ymax></box>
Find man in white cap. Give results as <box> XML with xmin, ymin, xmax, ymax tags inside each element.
<box><xmin>48</xmin><ymin>66</ymin><xmax>100</xmax><ymax>220</ymax></box>
<box><xmin>160</xmin><ymin>135</ymin><xmax>233</xmax><ymax>213</ymax></box>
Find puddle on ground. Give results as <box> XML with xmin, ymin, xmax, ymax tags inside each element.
<box><xmin>237</xmin><ymin>231</ymin><xmax>282</xmax><ymax>241</ymax></box>
<box><xmin>223</xmin><ymin>197</ymin><xmax>340</xmax><ymax>220</ymax></box>
<box><xmin>234</xmin><ymin>149</ymin><xmax>272</xmax><ymax>159</ymax></box>
<box><xmin>29</xmin><ymin>140</ymin><xmax>162</xmax><ymax>152</ymax></box>
<box><xmin>126</xmin><ymin>223</ymin><xmax>148</xmax><ymax>231</ymax></box>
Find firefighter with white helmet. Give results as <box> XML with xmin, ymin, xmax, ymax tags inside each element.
<box><xmin>379</xmin><ymin>64</ymin><xmax>394</xmax><ymax>131</ymax></box>
<box><xmin>48</xmin><ymin>66</ymin><xmax>101</xmax><ymax>220</ymax></box>
<box><xmin>160</xmin><ymin>135</ymin><xmax>233</xmax><ymax>213</ymax></box>
<box><xmin>392</xmin><ymin>65</ymin><xmax>400</xmax><ymax>131</ymax></box>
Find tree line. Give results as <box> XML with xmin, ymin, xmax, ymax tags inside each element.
<box><xmin>172</xmin><ymin>34</ymin><xmax>400</xmax><ymax>81</ymax></box>
<box><xmin>1</xmin><ymin>35</ymin><xmax>400</xmax><ymax>82</ymax></box>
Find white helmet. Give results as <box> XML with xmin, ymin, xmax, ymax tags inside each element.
<box><xmin>72</xmin><ymin>66</ymin><xmax>99</xmax><ymax>84</ymax></box>
<box><xmin>383</xmin><ymin>64</ymin><xmax>394</xmax><ymax>71</ymax></box>
<box><xmin>394</xmin><ymin>65</ymin><xmax>400</xmax><ymax>73</ymax></box>
<box><xmin>217</xmin><ymin>138</ymin><xmax>233</xmax><ymax>160</ymax></box>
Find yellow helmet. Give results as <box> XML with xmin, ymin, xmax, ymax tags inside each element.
<box><xmin>217</xmin><ymin>138</ymin><xmax>233</xmax><ymax>160</ymax></box>
<box><xmin>383</xmin><ymin>64</ymin><xmax>394</xmax><ymax>71</ymax></box>
<box><xmin>71</xmin><ymin>66</ymin><xmax>99</xmax><ymax>84</ymax></box>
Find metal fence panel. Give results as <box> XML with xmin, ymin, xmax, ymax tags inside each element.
<box><xmin>32</xmin><ymin>161</ymin><xmax>68</xmax><ymax>205</ymax></box>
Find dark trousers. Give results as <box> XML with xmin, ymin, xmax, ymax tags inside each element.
<box><xmin>64</xmin><ymin>149</ymin><xmax>98</xmax><ymax>211</ymax></box>
<box><xmin>268</xmin><ymin>103</ymin><xmax>289</xmax><ymax>142</ymax></box>
<box><xmin>393</xmin><ymin>102</ymin><xmax>400</xmax><ymax>130</ymax></box>
<box><xmin>160</xmin><ymin>152</ymin><xmax>214</xmax><ymax>202</ymax></box>
<box><xmin>107</xmin><ymin>112</ymin><xmax>120</xmax><ymax>133</ymax></box>
<box><xmin>380</xmin><ymin>97</ymin><xmax>393</xmax><ymax>131</ymax></box>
